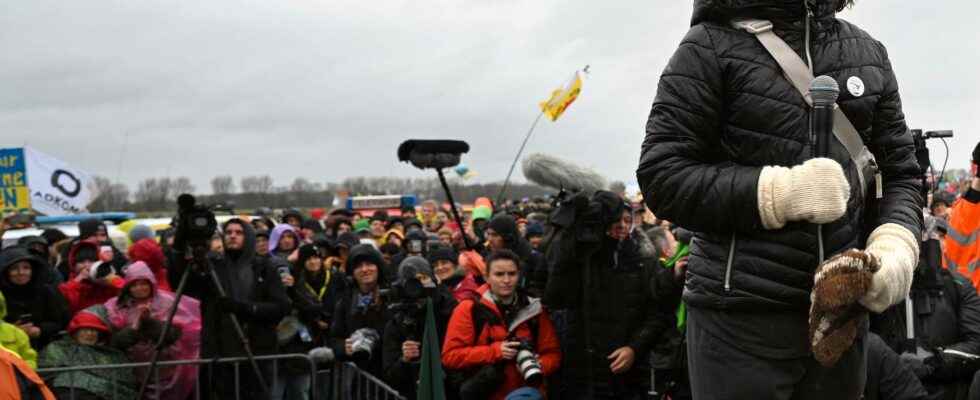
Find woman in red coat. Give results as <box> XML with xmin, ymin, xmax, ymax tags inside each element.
<box><xmin>442</xmin><ymin>249</ymin><xmax>560</xmax><ymax>400</ymax></box>
<box><xmin>58</xmin><ymin>240</ymin><xmax>124</xmax><ymax>315</ymax></box>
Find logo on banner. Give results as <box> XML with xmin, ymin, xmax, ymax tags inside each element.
<box><xmin>51</xmin><ymin>169</ymin><xmax>81</xmax><ymax>197</ymax></box>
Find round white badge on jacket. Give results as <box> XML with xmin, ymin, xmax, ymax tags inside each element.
<box><xmin>847</xmin><ymin>76</ymin><xmax>865</xmax><ymax>97</ymax></box>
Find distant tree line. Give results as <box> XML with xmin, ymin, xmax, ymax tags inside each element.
<box><xmin>86</xmin><ymin>175</ymin><xmax>553</xmax><ymax>213</ymax></box>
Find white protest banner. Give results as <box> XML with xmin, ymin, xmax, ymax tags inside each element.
<box><xmin>23</xmin><ymin>147</ymin><xmax>97</xmax><ymax>215</ymax></box>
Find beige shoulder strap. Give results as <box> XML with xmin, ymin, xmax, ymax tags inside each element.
<box><xmin>731</xmin><ymin>19</ymin><xmax>879</xmax><ymax>196</ymax></box>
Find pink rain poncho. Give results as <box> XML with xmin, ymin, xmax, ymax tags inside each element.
<box><xmin>104</xmin><ymin>262</ymin><xmax>201</xmax><ymax>400</ymax></box>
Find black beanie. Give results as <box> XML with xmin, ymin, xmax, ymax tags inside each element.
<box><xmin>78</xmin><ymin>219</ymin><xmax>104</xmax><ymax>240</ymax></box>
<box><xmin>973</xmin><ymin>141</ymin><xmax>979</xmax><ymax>163</ymax></box>
<box><xmin>302</xmin><ymin>220</ymin><xmax>323</xmax><ymax>233</ymax></box>
<box><xmin>488</xmin><ymin>214</ymin><xmax>518</xmax><ymax>242</ymax></box>
<box><xmin>297</xmin><ymin>244</ymin><xmax>320</xmax><ymax>266</ymax></box>
<box><xmin>428</xmin><ymin>245</ymin><xmax>457</xmax><ymax>265</ymax></box>
<box><xmin>592</xmin><ymin>191</ymin><xmax>628</xmax><ymax>227</ymax></box>
<box><xmin>41</xmin><ymin>229</ymin><xmax>68</xmax><ymax>246</ymax></box>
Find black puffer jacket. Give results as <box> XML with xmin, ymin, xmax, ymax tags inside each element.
<box><xmin>637</xmin><ymin>0</ymin><xmax>921</xmax><ymax>353</ymax></box>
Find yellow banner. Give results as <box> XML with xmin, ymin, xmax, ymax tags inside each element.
<box><xmin>539</xmin><ymin>71</ymin><xmax>583</xmax><ymax>121</ymax></box>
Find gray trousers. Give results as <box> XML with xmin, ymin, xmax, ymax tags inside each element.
<box><xmin>686</xmin><ymin>310</ymin><xmax>867</xmax><ymax>400</ymax></box>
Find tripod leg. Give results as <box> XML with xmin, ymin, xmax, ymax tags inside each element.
<box><xmin>206</xmin><ymin>266</ymin><xmax>271</xmax><ymax>397</ymax></box>
<box><xmin>137</xmin><ymin>252</ymin><xmax>194</xmax><ymax>399</ymax></box>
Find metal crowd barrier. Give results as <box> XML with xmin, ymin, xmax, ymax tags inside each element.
<box><xmin>38</xmin><ymin>353</ymin><xmax>316</xmax><ymax>400</ymax></box>
<box><xmin>37</xmin><ymin>354</ymin><xmax>405</xmax><ymax>400</ymax></box>
<box><xmin>318</xmin><ymin>362</ymin><xmax>406</xmax><ymax>400</ymax></box>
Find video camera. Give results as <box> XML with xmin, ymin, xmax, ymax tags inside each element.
<box><xmin>382</xmin><ymin>277</ymin><xmax>435</xmax><ymax>340</ymax></box>
<box><xmin>172</xmin><ymin>194</ymin><xmax>218</xmax><ymax>252</ymax></box>
<box><xmin>549</xmin><ymin>190</ymin><xmax>623</xmax><ymax>244</ymax></box>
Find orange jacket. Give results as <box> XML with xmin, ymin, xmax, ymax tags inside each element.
<box><xmin>944</xmin><ymin>191</ymin><xmax>980</xmax><ymax>290</ymax></box>
<box><xmin>0</xmin><ymin>344</ymin><xmax>55</xmax><ymax>400</ymax></box>
<box><xmin>441</xmin><ymin>285</ymin><xmax>560</xmax><ymax>400</ymax></box>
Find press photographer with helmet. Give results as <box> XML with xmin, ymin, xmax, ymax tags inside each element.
<box><xmin>441</xmin><ymin>249</ymin><xmax>561</xmax><ymax>400</ymax></box>
<box><xmin>381</xmin><ymin>256</ymin><xmax>458</xmax><ymax>400</ymax></box>
<box><xmin>637</xmin><ymin>0</ymin><xmax>922</xmax><ymax>398</ymax></box>
<box><xmin>545</xmin><ymin>190</ymin><xmax>677</xmax><ymax>399</ymax></box>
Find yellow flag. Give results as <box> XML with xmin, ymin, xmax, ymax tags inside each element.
<box><xmin>539</xmin><ymin>71</ymin><xmax>583</xmax><ymax>121</ymax></box>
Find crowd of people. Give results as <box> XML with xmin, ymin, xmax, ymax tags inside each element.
<box><xmin>0</xmin><ymin>145</ymin><xmax>973</xmax><ymax>400</ymax></box>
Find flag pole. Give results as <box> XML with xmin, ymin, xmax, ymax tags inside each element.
<box><xmin>495</xmin><ymin>109</ymin><xmax>545</xmax><ymax>207</ymax></box>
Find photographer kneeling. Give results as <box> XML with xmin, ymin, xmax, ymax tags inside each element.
<box><xmin>381</xmin><ymin>256</ymin><xmax>458</xmax><ymax>400</ymax></box>
<box><xmin>442</xmin><ymin>250</ymin><xmax>561</xmax><ymax>400</ymax></box>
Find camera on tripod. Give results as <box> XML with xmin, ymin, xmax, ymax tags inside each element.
<box><xmin>173</xmin><ymin>194</ymin><xmax>218</xmax><ymax>251</ymax></box>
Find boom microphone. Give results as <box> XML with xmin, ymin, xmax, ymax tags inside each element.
<box><xmin>809</xmin><ymin>75</ymin><xmax>839</xmax><ymax>158</ymax></box>
<box><xmin>397</xmin><ymin>140</ymin><xmax>470</xmax><ymax>170</ymax></box>
<box><xmin>522</xmin><ymin>153</ymin><xmax>607</xmax><ymax>193</ymax></box>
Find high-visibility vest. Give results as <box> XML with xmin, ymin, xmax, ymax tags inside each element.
<box><xmin>944</xmin><ymin>197</ymin><xmax>980</xmax><ymax>291</ymax></box>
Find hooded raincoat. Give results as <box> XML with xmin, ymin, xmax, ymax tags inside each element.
<box><xmin>104</xmin><ymin>261</ymin><xmax>201</xmax><ymax>400</ymax></box>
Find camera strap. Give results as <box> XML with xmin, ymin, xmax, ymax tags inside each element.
<box><xmin>732</xmin><ymin>19</ymin><xmax>882</xmax><ymax>200</ymax></box>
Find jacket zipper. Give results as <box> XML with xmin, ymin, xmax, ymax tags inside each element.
<box><xmin>724</xmin><ymin>232</ymin><xmax>737</xmax><ymax>293</ymax></box>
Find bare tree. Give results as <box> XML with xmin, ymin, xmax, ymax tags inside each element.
<box><xmin>87</xmin><ymin>176</ymin><xmax>130</xmax><ymax>212</ymax></box>
<box><xmin>289</xmin><ymin>177</ymin><xmax>321</xmax><ymax>193</ymax></box>
<box><xmin>172</xmin><ymin>177</ymin><xmax>195</xmax><ymax>197</ymax></box>
<box><xmin>210</xmin><ymin>175</ymin><xmax>235</xmax><ymax>195</ymax></box>
<box><xmin>134</xmin><ymin>178</ymin><xmax>172</xmax><ymax>210</ymax></box>
<box><xmin>240</xmin><ymin>175</ymin><xmax>274</xmax><ymax>194</ymax></box>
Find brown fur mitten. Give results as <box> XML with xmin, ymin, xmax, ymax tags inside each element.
<box><xmin>808</xmin><ymin>249</ymin><xmax>879</xmax><ymax>367</ymax></box>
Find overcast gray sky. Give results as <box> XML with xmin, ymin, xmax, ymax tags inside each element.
<box><xmin>3</xmin><ymin>1</ymin><xmax>976</xmax><ymax>193</ymax></box>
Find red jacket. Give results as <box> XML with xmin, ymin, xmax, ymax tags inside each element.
<box><xmin>58</xmin><ymin>240</ymin><xmax>124</xmax><ymax>314</ymax></box>
<box><xmin>442</xmin><ymin>285</ymin><xmax>561</xmax><ymax>399</ymax></box>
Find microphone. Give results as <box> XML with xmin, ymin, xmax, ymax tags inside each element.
<box><xmin>809</xmin><ymin>76</ymin><xmax>840</xmax><ymax>158</ymax></box>
<box><xmin>521</xmin><ymin>153</ymin><xmax>607</xmax><ymax>193</ymax></box>
<box><xmin>397</xmin><ymin>140</ymin><xmax>470</xmax><ymax>170</ymax></box>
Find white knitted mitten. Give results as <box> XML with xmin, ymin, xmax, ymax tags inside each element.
<box><xmin>859</xmin><ymin>223</ymin><xmax>920</xmax><ymax>312</ymax></box>
<box><xmin>757</xmin><ymin>158</ymin><xmax>850</xmax><ymax>230</ymax></box>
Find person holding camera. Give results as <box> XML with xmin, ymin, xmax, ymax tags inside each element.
<box><xmin>637</xmin><ymin>1</ymin><xmax>923</xmax><ymax>398</ymax></box>
<box><xmin>330</xmin><ymin>244</ymin><xmax>391</xmax><ymax>378</ymax></box>
<box><xmin>59</xmin><ymin>239</ymin><xmax>125</xmax><ymax>314</ymax></box>
<box><xmin>180</xmin><ymin>218</ymin><xmax>290</xmax><ymax>399</ymax></box>
<box><xmin>442</xmin><ymin>249</ymin><xmax>561</xmax><ymax>400</ymax></box>
<box><xmin>545</xmin><ymin>190</ymin><xmax>676</xmax><ymax>399</ymax></box>
<box><xmin>945</xmin><ymin>142</ymin><xmax>980</xmax><ymax>290</ymax></box>
<box><xmin>381</xmin><ymin>256</ymin><xmax>458</xmax><ymax>400</ymax></box>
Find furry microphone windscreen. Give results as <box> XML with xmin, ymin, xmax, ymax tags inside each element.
<box><xmin>521</xmin><ymin>153</ymin><xmax>607</xmax><ymax>193</ymax></box>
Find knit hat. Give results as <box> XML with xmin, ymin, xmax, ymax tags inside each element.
<box><xmin>488</xmin><ymin>214</ymin><xmax>518</xmax><ymax>242</ymax></box>
<box><xmin>335</xmin><ymin>232</ymin><xmax>360</xmax><ymax>250</ymax></box>
<box><xmin>471</xmin><ymin>206</ymin><xmax>492</xmax><ymax>222</ymax></box>
<box><xmin>68</xmin><ymin>311</ymin><xmax>111</xmax><ymax>335</ymax></box>
<box><xmin>302</xmin><ymin>220</ymin><xmax>324</xmax><ymax>234</ymax></box>
<box><xmin>371</xmin><ymin>211</ymin><xmax>389</xmax><ymax>223</ymax></box>
<box><xmin>128</xmin><ymin>224</ymin><xmax>155</xmax><ymax>244</ymax></box>
<box><xmin>974</xmin><ymin>141</ymin><xmax>980</xmax><ymax>163</ymax></box>
<box><xmin>78</xmin><ymin>218</ymin><xmax>105</xmax><ymax>240</ymax></box>
<box><xmin>40</xmin><ymin>229</ymin><xmax>68</xmax><ymax>246</ymax></box>
<box><xmin>428</xmin><ymin>245</ymin><xmax>457</xmax><ymax>265</ymax></box>
<box><xmin>398</xmin><ymin>256</ymin><xmax>435</xmax><ymax>283</ymax></box>
<box><xmin>297</xmin><ymin>244</ymin><xmax>321</xmax><ymax>266</ymax></box>
<box><xmin>353</xmin><ymin>219</ymin><xmax>371</xmax><ymax>233</ymax></box>
<box><xmin>346</xmin><ymin>244</ymin><xmax>385</xmax><ymax>275</ymax></box>
<box><xmin>525</xmin><ymin>222</ymin><xmax>545</xmax><ymax>238</ymax></box>
<box><xmin>310</xmin><ymin>208</ymin><xmax>325</xmax><ymax>221</ymax></box>
<box><xmin>282</xmin><ymin>209</ymin><xmax>305</xmax><ymax>224</ymax></box>
<box><xmin>403</xmin><ymin>218</ymin><xmax>423</xmax><ymax>231</ymax></box>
